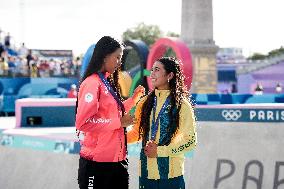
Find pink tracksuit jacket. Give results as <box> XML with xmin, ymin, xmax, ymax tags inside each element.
<box><xmin>75</xmin><ymin>73</ymin><xmax>134</xmax><ymax>162</ymax></box>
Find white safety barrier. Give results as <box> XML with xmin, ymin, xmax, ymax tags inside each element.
<box><xmin>185</xmin><ymin>122</ymin><xmax>284</xmax><ymax>189</ymax></box>
<box><xmin>1</xmin><ymin>121</ymin><xmax>284</xmax><ymax>189</ymax></box>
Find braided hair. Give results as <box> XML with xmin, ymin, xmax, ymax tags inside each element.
<box><xmin>139</xmin><ymin>57</ymin><xmax>189</xmax><ymax>146</ymax></box>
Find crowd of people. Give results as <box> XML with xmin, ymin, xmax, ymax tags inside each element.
<box><xmin>254</xmin><ymin>82</ymin><xmax>283</xmax><ymax>95</ymax></box>
<box><xmin>0</xmin><ymin>29</ymin><xmax>81</xmax><ymax>78</ymax></box>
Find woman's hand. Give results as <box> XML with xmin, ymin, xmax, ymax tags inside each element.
<box><xmin>144</xmin><ymin>140</ymin><xmax>158</xmax><ymax>158</ymax></box>
<box><xmin>132</xmin><ymin>85</ymin><xmax>145</xmax><ymax>104</ymax></box>
<box><xmin>121</xmin><ymin>113</ymin><xmax>134</xmax><ymax>128</ymax></box>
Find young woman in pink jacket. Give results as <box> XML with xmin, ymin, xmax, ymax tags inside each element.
<box><xmin>76</xmin><ymin>36</ymin><xmax>144</xmax><ymax>189</ymax></box>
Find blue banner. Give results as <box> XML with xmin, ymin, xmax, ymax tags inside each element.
<box><xmin>195</xmin><ymin>108</ymin><xmax>284</xmax><ymax>122</ymax></box>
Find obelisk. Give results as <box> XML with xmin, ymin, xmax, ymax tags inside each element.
<box><xmin>181</xmin><ymin>0</ymin><xmax>218</xmax><ymax>93</ymax></box>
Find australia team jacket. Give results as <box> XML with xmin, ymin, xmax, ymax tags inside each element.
<box><xmin>127</xmin><ymin>89</ymin><xmax>197</xmax><ymax>179</ymax></box>
<box><xmin>76</xmin><ymin>73</ymin><xmax>135</xmax><ymax>162</ymax></box>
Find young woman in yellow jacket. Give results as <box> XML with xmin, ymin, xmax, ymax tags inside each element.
<box><xmin>128</xmin><ymin>57</ymin><xmax>197</xmax><ymax>189</ymax></box>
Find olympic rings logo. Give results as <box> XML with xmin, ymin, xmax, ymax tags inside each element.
<box><xmin>146</xmin><ymin>37</ymin><xmax>193</xmax><ymax>90</ymax></box>
<box><xmin>81</xmin><ymin>37</ymin><xmax>193</xmax><ymax>97</ymax></box>
<box><xmin>221</xmin><ymin>110</ymin><xmax>242</xmax><ymax>121</ymax></box>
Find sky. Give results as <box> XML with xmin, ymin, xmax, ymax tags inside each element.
<box><xmin>0</xmin><ymin>0</ymin><xmax>283</xmax><ymax>57</ymax></box>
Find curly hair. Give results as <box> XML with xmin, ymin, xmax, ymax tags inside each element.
<box><xmin>139</xmin><ymin>57</ymin><xmax>189</xmax><ymax>146</ymax></box>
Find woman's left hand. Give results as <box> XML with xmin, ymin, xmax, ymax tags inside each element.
<box><xmin>144</xmin><ymin>140</ymin><xmax>157</xmax><ymax>158</ymax></box>
<box><xmin>132</xmin><ymin>85</ymin><xmax>145</xmax><ymax>104</ymax></box>
<box><xmin>121</xmin><ymin>113</ymin><xmax>134</xmax><ymax>128</ymax></box>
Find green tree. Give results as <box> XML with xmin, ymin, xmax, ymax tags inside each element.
<box><xmin>166</xmin><ymin>31</ymin><xmax>180</xmax><ymax>37</ymax></box>
<box><xmin>268</xmin><ymin>46</ymin><xmax>284</xmax><ymax>57</ymax></box>
<box><xmin>122</xmin><ymin>22</ymin><xmax>163</xmax><ymax>46</ymax></box>
<box><xmin>122</xmin><ymin>23</ymin><xmax>180</xmax><ymax>61</ymax></box>
<box><xmin>248</xmin><ymin>46</ymin><xmax>284</xmax><ymax>60</ymax></box>
<box><xmin>278</xmin><ymin>46</ymin><xmax>284</xmax><ymax>54</ymax></box>
<box><xmin>247</xmin><ymin>53</ymin><xmax>266</xmax><ymax>60</ymax></box>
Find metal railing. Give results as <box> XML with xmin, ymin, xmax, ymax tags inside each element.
<box><xmin>237</xmin><ymin>54</ymin><xmax>284</xmax><ymax>75</ymax></box>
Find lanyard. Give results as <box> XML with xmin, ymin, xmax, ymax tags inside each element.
<box><xmin>98</xmin><ymin>72</ymin><xmax>125</xmax><ymax>115</ymax></box>
<box><xmin>151</xmin><ymin>95</ymin><xmax>171</xmax><ymax>140</ymax></box>
<box><xmin>98</xmin><ymin>72</ymin><xmax>128</xmax><ymax>157</ymax></box>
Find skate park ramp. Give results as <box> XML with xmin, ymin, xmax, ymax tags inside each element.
<box><xmin>1</xmin><ymin>103</ymin><xmax>284</xmax><ymax>188</ymax></box>
<box><xmin>0</xmin><ymin>146</ymin><xmax>79</xmax><ymax>189</ymax></box>
<box><xmin>185</xmin><ymin>122</ymin><xmax>284</xmax><ymax>189</ymax></box>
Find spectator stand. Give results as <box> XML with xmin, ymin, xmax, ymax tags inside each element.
<box><xmin>0</xmin><ymin>77</ymin><xmax>78</xmax><ymax>115</ymax></box>
<box><xmin>190</xmin><ymin>93</ymin><xmax>284</xmax><ymax>105</ymax></box>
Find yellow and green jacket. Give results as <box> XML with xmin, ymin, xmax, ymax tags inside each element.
<box><xmin>127</xmin><ymin>89</ymin><xmax>197</xmax><ymax>180</ymax></box>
